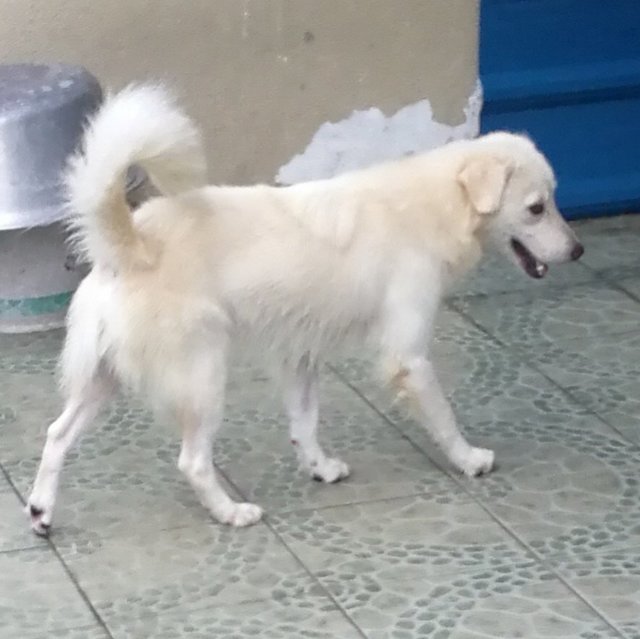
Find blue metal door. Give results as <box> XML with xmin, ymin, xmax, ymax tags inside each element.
<box><xmin>480</xmin><ymin>0</ymin><xmax>640</xmax><ymax>219</ymax></box>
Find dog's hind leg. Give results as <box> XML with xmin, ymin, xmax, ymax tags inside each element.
<box><xmin>27</xmin><ymin>370</ymin><xmax>114</xmax><ymax>535</ymax></box>
<box><xmin>283</xmin><ymin>354</ymin><xmax>350</xmax><ymax>483</ymax></box>
<box><xmin>177</xmin><ymin>351</ymin><xmax>262</xmax><ymax>527</ymax></box>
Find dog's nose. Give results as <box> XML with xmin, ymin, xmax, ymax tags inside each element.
<box><xmin>570</xmin><ymin>242</ymin><xmax>584</xmax><ymax>261</ymax></box>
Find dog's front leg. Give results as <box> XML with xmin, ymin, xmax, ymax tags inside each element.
<box><xmin>379</xmin><ymin>265</ymin><xmax>494</xmax><ymax>477</ymax></box>
<box><xmin>388</xmin><ymin>355</ymin><xmax>494</xmax><ymax>476</ymax></box>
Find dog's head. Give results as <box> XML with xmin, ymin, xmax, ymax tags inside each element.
<box><xmin>457</xmin><ymin>132</ymin><xmax>583</xmax><ymax>279</ymax></box>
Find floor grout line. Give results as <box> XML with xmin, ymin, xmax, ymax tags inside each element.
<box><xmin>328</xmin><ymin>362</ymin><xmax>631</xmax><ymax>639</ymax></box>
<box><xmin>215</xmin><ymin>464</ymin><xmax>369</xmax><ymax>639</ymax></box>
<box><xmin>258</xmin><ymin>489</ymin><xmax>467</xmax><ymax>517</ymax></box>
<box><xmin>447</xmin><ymin>301</ymin><xmax>640</xmax><ymax>450</ymax></box>
<box><xmin>0</xmin><ymin>544</ymin><xmax>47</xmax><ymax>556</ymax></box>
<box><xmin>544</xmin><ymin>570</ymin><xmax>632</xmax><ymax>639</ymax></box>
<box><xmin>0</xmin><ymin>462</ymin><xmax>116</xmax><ymax>639</ymax></box>
<box><xmin>606</xmin><ymin>278</ymin><xmax>640</xmax><ymax>306</ymax></box>
<box><xmin>264</xmin><ymin>521</ymin><xmax>369</xmax><ymax>639</ymax></box>
<box><xmin>445</xmin><ymin>268</ymin><xmax>609</xmax><ymax>305</ymax></box>
<box><xmin>447</xmin><ymin>297</ymin><xmax>640</xmax><ymax>345</ymax></box>
<box><xmin>523</xmin><ymin>362</ymin><xmax>640</xmax><ymax>449</ymax></box>
<box><xmin>440</xmin><ymin>477</ymin><xmax>630</xmax><ymax>638</ymax></box>
<box><xmin>472</xmin><ymin>494</ymin><xmax>631</xmax><ymax>639</ymax></box>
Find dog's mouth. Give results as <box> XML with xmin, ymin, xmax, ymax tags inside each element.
<box><xmin>510</xmin><ymin>238</ymin><xmax>548</xmax><ymax>279</ymax></box>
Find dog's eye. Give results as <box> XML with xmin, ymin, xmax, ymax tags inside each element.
<box><xmin>529</xmin><ymin>202</ymin><xmax>544</xmax><ymax>216</ymax></box>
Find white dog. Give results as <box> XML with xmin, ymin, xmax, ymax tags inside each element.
<box><xmin>26</xmin><ymin>85</ymin><xmax>583</xmax><ymax>534</ymax></box>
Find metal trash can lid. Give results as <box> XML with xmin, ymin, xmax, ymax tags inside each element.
<box><xmin>0</xmin><ymin>63</ymin><xmax>102</xmax><ymax>230</ymax></box>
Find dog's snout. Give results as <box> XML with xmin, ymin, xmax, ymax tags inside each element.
<box><xmin>570</xmin><ymin>242</ymin><xmax>584</xmax><ymax>261</ymax></box>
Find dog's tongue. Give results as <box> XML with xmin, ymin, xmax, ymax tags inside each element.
<box><xmin>511</xmin><ymin>239</ymin><xmax>548</xmax><ymax>279</ymax></box>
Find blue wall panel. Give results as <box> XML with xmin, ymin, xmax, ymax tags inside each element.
<box><xmin>480</xmin><ymin>0</ymin><xmax>640</xmax><ymax>219</ymax></box>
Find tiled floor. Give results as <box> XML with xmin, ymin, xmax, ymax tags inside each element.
<box><xmin>1</xmin><ymin>215</ymin><xmax>640</xmax><ymax>638</ymax></box>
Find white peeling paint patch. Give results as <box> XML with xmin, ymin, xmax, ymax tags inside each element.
<box><xmin>276</xmin><ymin>80</ymin><xmax>482</xmax><ymax>185</ymax></box>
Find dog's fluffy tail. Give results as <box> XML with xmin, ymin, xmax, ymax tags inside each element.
<box><xmin>65</xmin><ymin>84</ymin><xmax>207</xmax><ymax>269</ymax></box>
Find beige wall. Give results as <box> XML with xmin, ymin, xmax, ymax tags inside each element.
<box><xmin>0</xmin><ymin>0</ymin><xmax>479</xmax><ymax>184</ymax></box>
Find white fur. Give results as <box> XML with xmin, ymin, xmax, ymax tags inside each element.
<box><xmin>27</xmin><ymin>85</ymin><xmax>582</xmax><ymax>534</ymax></box>
<box><xmin>65</xmin><ymin>84</ymin><xmax>207</xmax><ymax>268</ymax></box>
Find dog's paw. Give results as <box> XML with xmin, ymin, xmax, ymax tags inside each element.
<box><xmin>26</xmin><ymin>502</ymin><xmax>52</xmax><ymax>537</ymax></box>
<box><xmin>311</xmin><ymin>457</ymin><xmax>350</xmax><ymax>484</ymax></box>
<box><xmin>217</xmin><ymin>502</ymin><xmax>263</xmax><ymax>527</ymax></box>
<box><xmin>459</xmin><ymin>447</ymin><xmax>495</xmax><ymax>477</ymax></box>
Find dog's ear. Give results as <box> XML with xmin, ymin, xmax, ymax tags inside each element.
<box><xmin>457</xmin><ymin>156</ymin><xmax>512</xmax><ymax>214</ymax></box>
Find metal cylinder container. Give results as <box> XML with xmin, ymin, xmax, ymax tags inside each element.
<box><xmin>0</xmin><ymin>63</ymin><xmax>146</xmax><ymax>333</ymax></box>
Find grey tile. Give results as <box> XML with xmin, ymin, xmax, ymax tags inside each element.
<box><xmin>272</xmin><ymin>493</ymin><xmax>528</xmax><ymax>578</ymax></box>
<box><xmin>572</xmin><ymin>214</ymin><xmax>640</xmax><ymax>272</ymax></box>
<box><xmin>315</xmin><ymin>558</ymin><xmax>615</xmax><ymax>639</ymax></box>
<box><xmin>334</xmin><ymin>327</ymin><xmax>640</xmax><ymax>560</ymax></box>
<box><xmin>19</xmin><ymin>626</ymin><xmax>110</xmax><ymax>639</ymax></box>
<box><xmin>105</xmin><ymin>588</ymin><xmax>361</xmax><ymax>639</ymax></box>
<box><xmin>0</xmin><ymin>337</ymin><xmax>275</xmax><ymax>465</ymax></box>
<box><xmin>4</xmin><ymin>383</ymin><xmax>248</xmax><ymax>539</ymax></box>
<box><xmin>0</xmin><ymin>360</ymin><xmax>160</xmax><ymax>467</ymax></box>
<box><xmin>6</xmin><ymin>442</ymin><xmax>240</xmax><ymax>542</ymax></box>
<box><xmin>0</xmin><ymin>350</ymin><xmax>189</xmax><ymax>468</ymax></box>
<box><xmin>55</xmin><ymin>521</ymin><xmax>302</xmax><ymax>623</ymax></box>
<box><xmin>0</xmin><ymin>488</ymin><xmax>46</xmax><ymax>552</ymax></box>
<box><xmin>451</xmin><ymin>248</ymin><xmax>595</xmax><ymax>298</ymax></box>
<box><xmin>616</xmin><ymin>276</ymin><xmax>640</xmax><ymax>303</ymax></box>
<box><xmin>462</xmin><ymin>423</ymin><xmax>640</xmax><ymax>559</ymax></box>
<box><xmin>399</xmin><ymin>344</ymin><xmax>640</xmax><ymax>559</ymax></box>
<box><xmin>0</xmin><ymin>548</ymin><xmax>95</xmax><ymax>633</ymax></box>
<box><xmin>451</xmin><ymin>282</ymin><xmax>640</xmax><ymax>350</ymax></box>
<box><xmin>572</xmin><ymin>214</ymin><xmax>640</xmax><ymax>235</ymax></box>
<box><xmin>7</xmin><ymin>367</ymin><xmax>452</xmax><ymax>534</ymax></box>
<box><xmin>521</xmin><ymin>330</ymin><xmax>640</xmax><ymax>444</ymax></box>
<box><xmin>219</xmin><ymin>428</ymin><xmax>455</xmax><ymax>515</ymax></box>
<box><xmin>553</xmin><ymin>547</ymin><xmax>640</xmax><ymax>639</ymax></box>
<box><xmin>332</xmin><ymin>306</ymin><xmax>592</xmax><ymax>435</ymax></box>
<box><xmin>0</xmin><ymin>369</ymin><xmax>62</xmax><ymax>464</ymax></box>
<box><xmin>445</xmin><ymin>626</ymin><xmax>621</xmax><ymax>639</ymax></box>
<box><xmin>218</xmin><ymin>367</ymin><xmax>456</xmax><ymax>514</ymax></box>
<box><xmin>0</xmin><ymin>329</ymin><xmax>62</xmax><ymax>376</ymax></box>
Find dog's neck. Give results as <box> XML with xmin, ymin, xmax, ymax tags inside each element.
<box><xmin>443</xmin><ymin>234</ymin><xmax>483</xmax><ymax>285</ymax></box>
<box><xmin>440</xmin><ymin>211</ymin><xmax>489</xmax><ymax>286</ymax></box>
